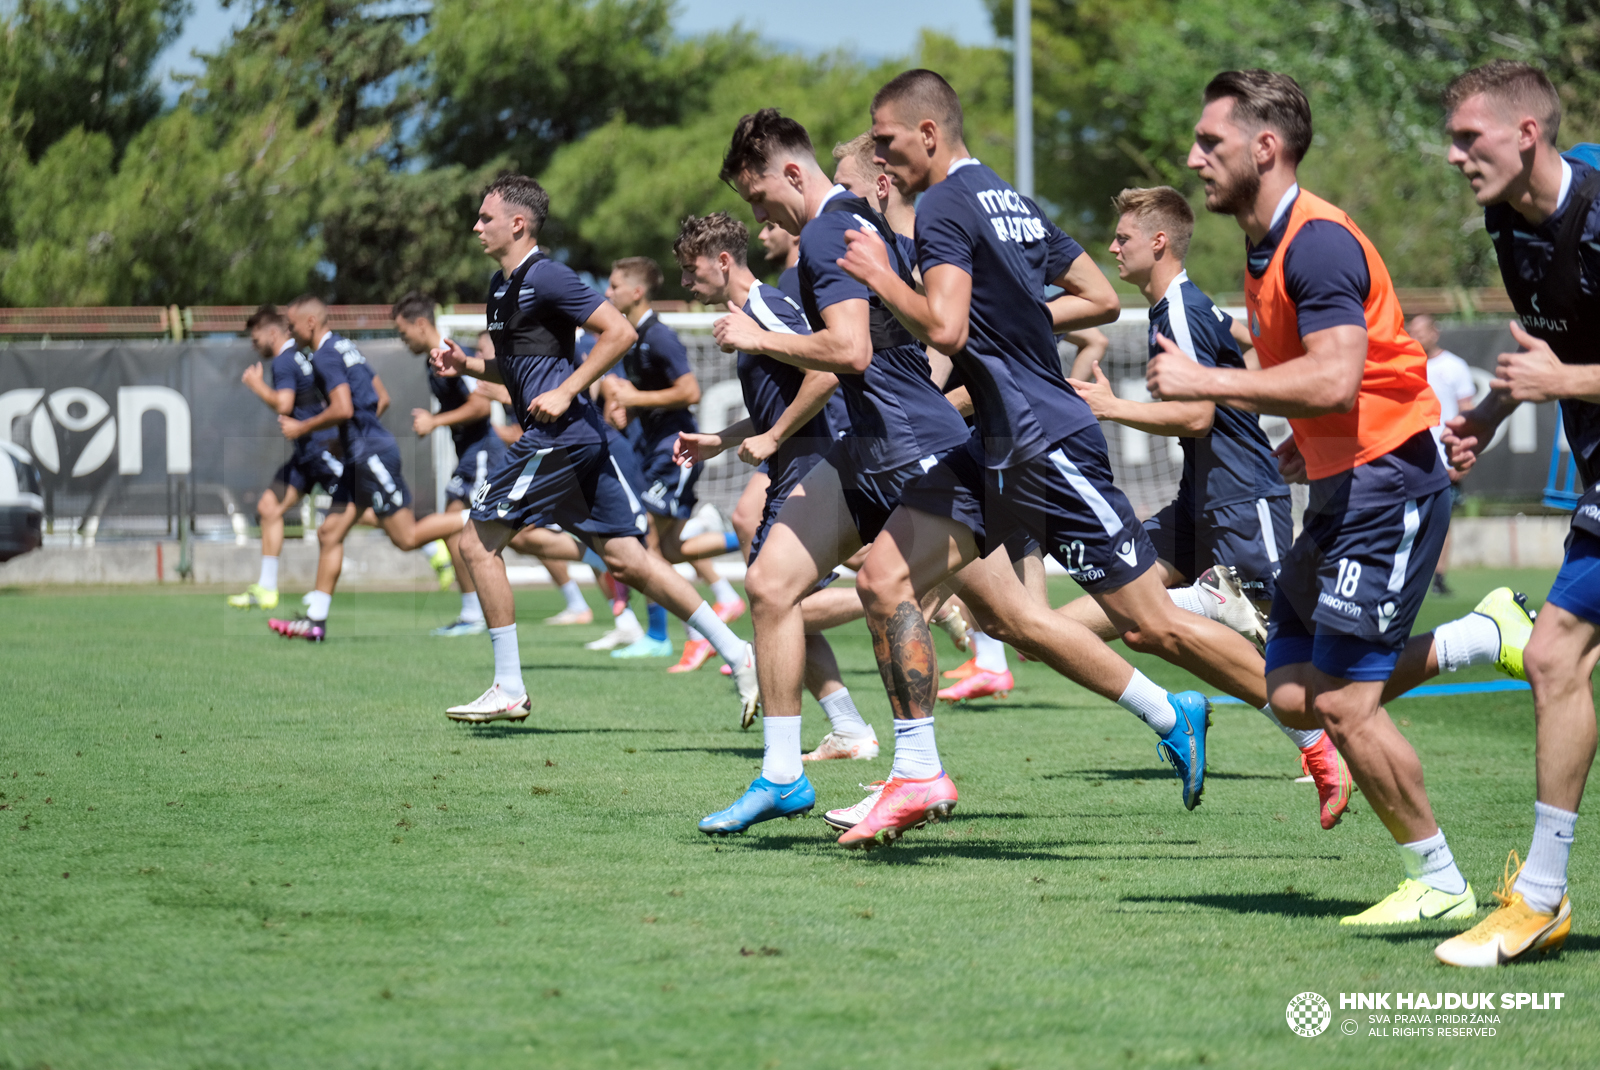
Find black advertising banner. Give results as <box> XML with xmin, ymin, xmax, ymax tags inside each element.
<box><xmin>0</xmin><ymin>339</ymin><xmax>439</xmax><ymax>530</ymax></box>
<box><xmin>0</xmin><ymin>325</ymin><xmax>1575</xmax><ymax>534</ymax></box>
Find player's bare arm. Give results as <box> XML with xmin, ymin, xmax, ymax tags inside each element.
<box><xmin>371</xmin><ymin>374</ymin><xmax>391</xmax><ymax>417</ymax></box>
<box><xmin>1068</xmin><ymin>359</ymin><xmax>1214</xmax><ymax>436</ymax></box>
<box><xmin>430</xmin><ymin>337</ymin><xmax>504</xmax><ymax>385</ymax></box>
<box><xmin>1065</xmin><ymin>328</ymin><xmax>1109</xmax><ymax>380</ymax></box>
<box><xmin>279</xmin><ymin>383</ymin><xmax>353</xmax><ymax>440</ymax></box>
<box><xmin>835</xmin><ymin>225</ymin><xmax>968</xmax><ymax>352</ymax></box>
<box><xmin>413</xmin><ymin>389</ymin><xmax>492</xmax><ymax>437</ymax></box>
<box><xmin>241</xmin><ymin>363</ymin><xmax>294</xmax><ymax>416</ymax></box>
<box><xmin>607</xmin><ymin>370</ymin><xmax>701</xmax><ymax>412</ymax></box>
<box><xmin>673</xmin><ymin>420</ymin><xmax>753</xmax><ymax>467</ymax></box>
<box><xmin>712</xmin><ymin>298</ymin><xmax>871</xmax><ymax>373</ymax></box>
<box><xmin>741</xmin><ymin>368</ymin><xmax>838</xmax><ymax>465</ymax></box>
<box><xmin>1147</xmin><ymin>323</ymin><xmax>1366</xmax><ymax>417</ymax></box>
<box><xmin>1045</xmin><ymin>254</ymin><xmax>1121</xmax><ymax>331</ymax></box>
<box><xmin>529</xmin><ymin>301</ymin><xmax>637</xmax><ymax>424</ymax></box>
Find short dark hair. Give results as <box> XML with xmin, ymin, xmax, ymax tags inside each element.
<box><xmin>285</xmin><ymin>294</ymin><xmax>327</xmax><ymax>320</ymax></box>
<box><xmin>1443</xmin><ymin>60</ymin><xmax>1561</xmax><ymax>145</ymax></box>
<box><xmin>719</xmin><ymin>108</ymin><xmax>815</xmax><ymax>185</ymax></box>
<box><xmin>245</xmin><ymin>304</ymin><xmax>288</xmax><ymax>332</ymax></box>
<box><xmin>1112</xmin><ymin>186</ymin><xmax>1196</xmax><ymax>261</ymax></box>
<box><xmin>673</xmin><ymin>212</ymin><xmax>749</xmax><ymax>267</ymax></box>
<box><xmin>390</xmin><ymin>290</ymin><xmax>435</xmax><ymax>324</ymax></box>
<box><xmin>611</xmin><ymin>257</ymin><xmax>664</xmax><ymax>296</ymax></box>
<box><xmin>871</xmin><ymin>69</ymin><xmax>964</xmax><ymax>143</ymax></box>
<box><xmin>1203</xmin><ymin>69</ymin><xmax>1313</xmax><ymax>165</ymax></box>
<box><xmin>482</xmin><ymin>173</ymin><xmax>550</xmax><ymax>233</ymax></box>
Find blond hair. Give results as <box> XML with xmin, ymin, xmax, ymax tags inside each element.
<box><xmin>1111</xmin><ymin>186</ymin><xmax>1195</xmax><ymax>261</ymax></box>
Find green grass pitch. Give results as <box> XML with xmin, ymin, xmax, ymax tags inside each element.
<box><xmin>2</xmin><ymin>570</ymin><xmax>1597</xmax><ymax>1068</ymax></box>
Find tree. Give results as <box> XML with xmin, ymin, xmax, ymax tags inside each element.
<box><xmin>0</xmin><ymin>0</ymin><xmax>188</xmax><ymax>162</ymax></box>
<box><xmin>423</xmin><ymin>0</ymin><xmax>758</xmax><ymax>176</ymax></box>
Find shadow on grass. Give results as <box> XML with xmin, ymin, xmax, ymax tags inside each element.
<box><xmin>649</xmin><ymin>746</ymin><xmax>764</xmax><ymax>759</ymax></box>
<box><xmin>1120</xmin><ymin>891</ymin><xmax>1372</xmax><ymax>919</ymax></box>
<box><xmin>706</xmin><ymin>834</ymin><xmax>1330</xmax><ymax>867</ymax></box>
<box><xmin>1042</xmin><ymin>768</ymin><xmax>1290</xmax><ymax>782</ymax></box>
<box><xmin>941</xmin><ymin>700</ymin><xmax>1076</xmax><ymax>713</ymax></box>
<box><xmin>452</xmin><ymin>726</ymin><xmax>680</xmax><ymax>739</ymax></box>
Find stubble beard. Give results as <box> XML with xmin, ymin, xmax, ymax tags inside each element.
<box><xmin>1205</xmin><ymin>164</ymin><xmax>1261</xmax><ymax>217</ymax></box>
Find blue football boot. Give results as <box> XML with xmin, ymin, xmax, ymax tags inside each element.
<box><xmin>1156</xmin><ymin>691</ymin><xmax>1211</xmax><ymax>811</ymax></box>
<box><xmin>698</xmin><ymin>775</ymin><xmax>816</xmax><ymax>835</ymax></box>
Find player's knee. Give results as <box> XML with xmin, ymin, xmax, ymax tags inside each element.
<box><xmin>1524</xmin><ymin>638</ymin><xmax>1570</xmax><ymax>694</ymax></box>
<box><xmin>730</xmin><ymin>503</ymin><xmax>760</xmax><ymax>545</ymax></box>
<box><xmin>745</xmin><ymin>559</ymin><xmax>784</xmax><ymax>614</ymax></box>
<box><xmin>854</xmin><ymin>561</ymin><xmax>906</xmax><ymax>618</ymax></box>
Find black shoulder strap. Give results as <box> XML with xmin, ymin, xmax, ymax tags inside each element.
<box><xmin>1548</xmin><ymin>169</ymin><xmax>1600</xmax><ymax>313</ymax></box>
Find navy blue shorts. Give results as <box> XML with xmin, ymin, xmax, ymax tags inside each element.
<box><xmin>899</xmin><ymin>428</ymin><xmax>1155</xmax><ymax>594</ymax></box>
<box><xmin>1547</xmin><ymin>489</ymin><xmax>1600</xmax><ymax>625</ymax></box>
<box><xmin>1147</xmin><ymin>494</ymin><xmax>1291</xmax><ymax>590</ymax></box>
<box><xmin>471</xmin><ymin>437</ymin><xmax>649</xmax><ymax>540</ymax></box>
<box><xmin>749</xmin><ymin>450</ymin><xmax>829</xmax><ymax>563</ymax></box>
<box><xmin>636</xmin><ymin>442</ymin><xmax>701</xmax><ymax>520</ymax></box>
<box><xmin>445</xmin><ymin>436</ymin><xmax>505</xmax><ymax>505</ymax></box>
<box><xmin>330</xmin><ymin>442</ymin><xmax>412</xmax><ymax>518</ymax></box>
<box><xmin>1265</xmin><ymin>486</ymin><xmax>1451</xmax><ymax>682</ymax></box>
<box><xmin>271</xmin><ymin>446</ymin><xmax>344</xmax><ymax>499</ymax></box>
<box><xmin>827</xmin><ymin>439</ymin><xmax>943</xmax><ymax>546</ymax></box>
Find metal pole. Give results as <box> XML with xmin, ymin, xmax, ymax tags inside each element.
<box><xmin>1013</xmin><ymin>0</ymin><xmax>1034</xmax><ymax>198</ymax></box>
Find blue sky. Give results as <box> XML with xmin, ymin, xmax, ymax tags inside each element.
<box><xmin>155</xmin><ymin>0</ymin><xmax>999</xmax><ymax>87</ymax></box>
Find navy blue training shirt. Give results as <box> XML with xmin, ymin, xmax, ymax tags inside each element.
<box><xmin>739</xmin><ymin>281</ymin><xmax>846</xmax><ymax>476</ymax></box>
<box><xmin>1148</xmin><ymin>274</ymin><xmax>1287</xmax><ymax>510</ymax></box>
<box><xmin>619</xmin><ymin>309</ymin><xmax>697</xmax><ymax>455</ymax></box>
<box><xmin>915</xmin><ymin>159</ymin><xmax>1098</xmax><ymax>468</ymax></box>
<box><xmin>1486</xmin><ymin>157</ymin><xmax>1600</xmax><ymax>484</ymax></box>
<box><xmin>486</xmin><ymin>252</ymin><xmax>608</xmax><ymax>447</ymax></box>
<box><xmin>777</xmin><ymin>265</ymin><xmax>802</xmax><ymax>305</ymax></box>
<box><xmin>270</xmin><ymin>339</ymin><xmax>338</xmax><ymax>457</ymax></box>
<box><xmin>308</xmin><ymin>332</ymin><xmax>395</xmax><ymax>461</ymax></box>
<box><xmin>796</xmin><ymin>186</ymin><xmax>968</xmax><ymax>475</ymax></box>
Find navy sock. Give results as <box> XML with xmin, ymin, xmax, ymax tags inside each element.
<box><xmin>646</xmin><ymin>603</ymin><xmax>668</xmax><ymax>641</ymax></box>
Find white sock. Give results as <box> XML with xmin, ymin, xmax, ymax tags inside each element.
<box><xmin>711</xmin><ymin>578</ymin><xmax>740</xmax><ymax>606</ymax></box>
<box><xmin>686</xmin><ymin>624</ymin><xmax>704</xmax><ymax>642</ymax></box>
<box><xmin>761</xmin><ymin>716</ymin><xmax>803</xmax><ymax>785</ymax></box>
<box><xmin>615</xmin><ymin>605</ymin><xmax>641</xmax><ymax>631</ymax></box>
<box><xmin>889</xmin><ymin>716</ymin><xmax>942</xmax><ymax>780</ymax></box>
<box><xmin>687</xmin><ymin>601</ymin><xmax>745</xmax><ymax>665</ymax></box>
<box><xmin>559</xmin><ymin>580</ymin><xmax>586</xmax><ymax>614</ymax></box>
<box><xmin>1515</xmin><ymin>802</ymin><xmax>1577</xmax><ymax>913</ymax></box>
<box><xmin>1260</xmin><ymin>703</ymin><xmax>1323</xmax><ymax>750</ymax></box>
<box><xmin>1433</xmin><ymin>614</ymin><xmax>1502</xmax><ymax>672</ymax></box>
<box><xmin>1398</xmin><ymin>829</ymin><xmax>1467</xmax><ymax>895</ymax></box>
<box><xmin>1117</xmin><ymin>670</ymin><xmax>1176</xmax><ymax>735</ymax></box>
<box><xmin>818</xmin><ymin>688</ymin><xmax>872</xmax><ymax>739</ymax></box>
<box><xmin>972</xmin><ymin>630</ymin><xmax>1008</xmax><ymax>674</ymax></box>
<box><xmin>460</xmin><ymin>591</ymin><xmax>484</xmax><ymax>623</ymax></box>
<box><xmin>490</xmin><ymin>624</ymin><xmax>524</xmax><ymax>696</ymax></box>
<box><xmin>422</xmin><ymin>539</ymin><xmax>446</xmax><ymax>560</ymax></box>
<box><xmin>1169</xmin><ymin>583</ymin><xmax>1216</xmax><ymax>620</ymax></box>
<box><xmin>305</xmin><ymin>589</ymin><xmax>332</xmax><ymax>622</ymax></box>
<box><xmin>258</xmin><ymin>555</ymin><xmax>279</xmax><ymax>590</ymax></box>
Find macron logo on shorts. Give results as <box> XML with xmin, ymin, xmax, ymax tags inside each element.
<box><xmin>1318</xmin><ymin>592</ymin><xmax>1362</xmax><ymax>618</ymax></box>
